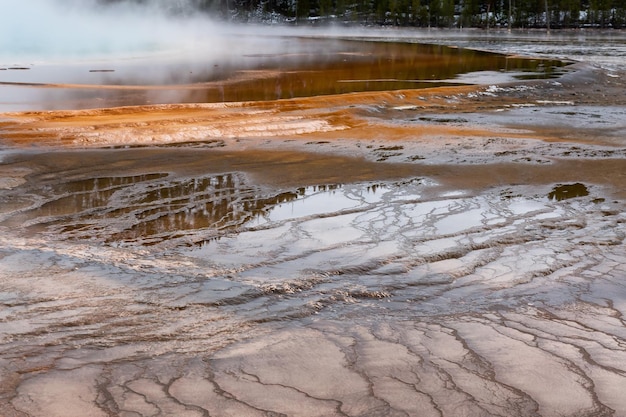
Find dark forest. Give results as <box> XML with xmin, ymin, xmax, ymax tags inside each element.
<box><xmin>100</xmin><ymin>0</ymin><xmax>625</xmax><ymax>28</ymax></box>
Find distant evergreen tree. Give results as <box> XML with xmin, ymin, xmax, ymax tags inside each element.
<box><xmin>97</xmin><ymin>0</ymin><xmax>626</xmax><ymax>28</ymax></box>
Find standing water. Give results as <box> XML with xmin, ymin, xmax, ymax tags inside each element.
<box><xmin>1</xmin><ymin>5</ymin><xmax>626</xmax><ymax>416</ymax></box>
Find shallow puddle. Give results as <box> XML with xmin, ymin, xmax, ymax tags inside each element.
<box><xmin>548</xmin><ymin>182</ymin><xmax>589</xmax><ymax>200</ymax></box>
<box><xmin>7</xmin><ymin>171</ymin><xmax>310</xmax><ymax>244</ymax></box>
<box><xmin>4</xmin><ymin>166</ymin><xmax>419</xmax><ymax>247</ymax></box>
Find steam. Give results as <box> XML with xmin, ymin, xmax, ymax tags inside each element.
<box><xmin>0</xmin><ymin>0</ymin><xmax>370</xmax><ymax>67</ymax></box>
<box><xmin>0</xmin><ymin>0</ymin><xmax>220</xmax><ymax>64</ymax></box>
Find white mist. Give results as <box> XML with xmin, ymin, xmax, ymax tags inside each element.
<box><xmin>0</xmin><ymin>0</ymin><xmax>225</xmax><ymax>64</ymax></box>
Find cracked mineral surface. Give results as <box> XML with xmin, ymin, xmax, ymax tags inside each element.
<box><xmin>1</xmin><ymin>29</ymin><xmax>625</xmax><ymax>417</ymax></box>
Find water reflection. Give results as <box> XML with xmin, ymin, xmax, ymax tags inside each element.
<box><xmin>548</xmin><ymin>183</ymin><xmax>589</xmax><ymax>201</ymax></box>
<box><xmin>9</xmin><ymin>172</ymin><xmax>354</xmax><ymax>245</ymax></box>
<box><xmin>38</xmin><ymin>174</ymin><xmax>168</xmax><ymax>216</ymax></box>
<box><xmin>4</xmin><ymin>171</ymin><xmax>405</xmax><ymax>246</ymax></box>
<box><xmin>110</xmin><ymin>175</ymin><xmax>304</xmax><ymax>244</ymax></box>
<box><xmin>0</xmin><ymin>38</ymin><xmax>568</xmax><ymax>111</ymax></box>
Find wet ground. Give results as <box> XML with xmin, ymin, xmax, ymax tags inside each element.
<box><xmin>1</xmin><ymin>29</ymin><xmax>626</xmax><ymax>417</ymax></box>
<box><xmin>0</xmin><ymin>36</ymin><xmax>566</xmax><ymax>111</ymax></box>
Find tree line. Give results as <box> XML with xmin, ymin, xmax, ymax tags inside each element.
<box><xmin>99</xmin><ymin>0</ymin><xmax>626</xmax><ymax>28</ymax></box>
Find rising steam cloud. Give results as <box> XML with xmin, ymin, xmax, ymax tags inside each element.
<box><xmin>0</xmin><ymin>0</ymin><xmax>219</xmax><ymax>64</ymax></box>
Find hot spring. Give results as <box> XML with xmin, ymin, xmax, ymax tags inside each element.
<box><xmin>1</xmin><ymin>3</ymin><xmax>625</xmax><ymax>416</ymax></box>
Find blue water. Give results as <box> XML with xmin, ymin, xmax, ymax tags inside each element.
<box><xmin>0</xmin><ymin>0</ymin><xmax>211</xmax><ymax>64</ymax></box>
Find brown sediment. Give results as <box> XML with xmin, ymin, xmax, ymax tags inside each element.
<box><xmin>421</xmin><ymin>159</ymin><xmax>626</xmax><ymax>199</ymax></box>
<box><xmin>6</xmin><ymin>146</ymin><xmax>625</xmax><ymax>200</ymax></box>
<box><xmin>1</xmin><ymin>63</ymin><xmax>625</xmax><ymax>198</ymax></box>
<box><xmin>5</xmin><ymin>148</ymin><xmax>422</xmax><ymax>189</ymax></box>
<box><xmin>2</xmin><ymin>61</ymin><xmax>623</xmax><ymax>138</ymax></box>
<box><xmin>0</xmin><ymin>84</ymin><xmax>609</xmax><ymax>148</ymax></box>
